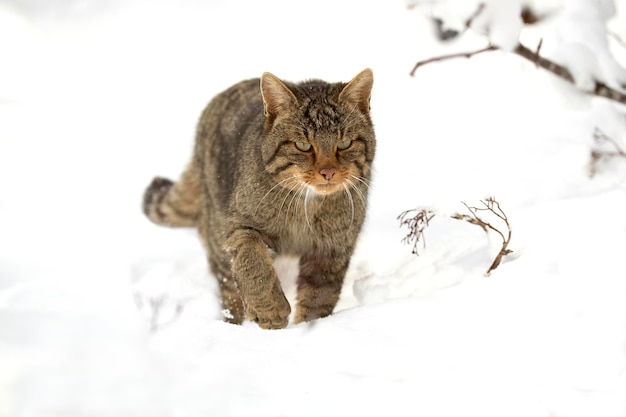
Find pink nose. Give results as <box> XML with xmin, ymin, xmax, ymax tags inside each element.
<box><xmin>320</xmin><ymin>168</ymin><xmax>335</xmax><ymax>181</ymax></box>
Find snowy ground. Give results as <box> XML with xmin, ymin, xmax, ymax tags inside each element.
<box><xmin>1</xmin><ymin>0</ymin><xmax>626</xmax><ymax>416</ymax></box>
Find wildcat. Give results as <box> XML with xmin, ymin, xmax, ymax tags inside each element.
<box><xmin>143</xmin><ymin>69</ymin><xmax>375</xmax><ymax>329</ymax></box>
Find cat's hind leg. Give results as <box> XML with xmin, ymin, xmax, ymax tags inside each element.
<box><xmin>143</xmin><ymin>161</ymin><xmax>201</xmax><ymax>227</ymax></box>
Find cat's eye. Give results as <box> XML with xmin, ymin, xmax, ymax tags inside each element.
<box><xmin>337</xmin><ymin>139</ymin><xmax>352</xmax><ymax>150</ymax></box>
<box><xmin>295</xmin><ymin>142</ymin><xmax>312</xmax><ymax>152</ymax></box>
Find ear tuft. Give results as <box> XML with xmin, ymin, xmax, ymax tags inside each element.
<box><xmin>338</xmin><ymin>68</ymin><xmax>373</xmax><ymax>114</ymax></box>
<box><xmin>260</xmin><ymin>73</ymin><xmax>298</xmax><ymax>121</ymax></box>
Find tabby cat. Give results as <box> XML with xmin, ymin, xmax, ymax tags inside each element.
<box><xmin>143</xmin><ymin>69</ymin><xmax>375</xmax><ymax>329</ymax></box>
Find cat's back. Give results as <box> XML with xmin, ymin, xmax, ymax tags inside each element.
<box><xmin>197</xmin><ymin>78</ymin><xmax>264</xmax><ymax>140</ymax></box>
<box><xmin>195</xmin><ymin>77</ymin><xmax>267</xmax><ymax>212</ymax></box>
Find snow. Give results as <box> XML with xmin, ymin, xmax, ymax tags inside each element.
<box><xmin>540</xmin><ymin>0</ymin><xmax>626</xmax><ymax>91</ymax></box>
<box><xmin>1</xmin><ymin>0</ymin><xmax>626</xmax><ymax>416</ymax></box>
<box><xmin>406</xmin><ymin>0</ymin><xmax>524</xmax><ymax>50</ymax></box>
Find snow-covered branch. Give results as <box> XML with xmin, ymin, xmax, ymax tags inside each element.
<box><xmin>513</xmin><ymin>43</ymin><xmax>626</xmax><ymax>106</ymax></box>
<box><xmin>409</xmin><ymin>0</ymin><xmax>626</xmax><ymax>106</ymax></box>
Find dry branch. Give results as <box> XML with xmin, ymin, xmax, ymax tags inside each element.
<box><xmin>451</xmin><ymin>197</ymin><xmax>512</xmax><ymax>276</ymax></box>
<box><xmin>410</xmin><ymin>45</ymin><xmax>496</xmax><ymax>76</ymax></box>
<box><xmin>398</xmin><ymin>208</ymin><xmax>436</xmax><ymax>255</ymax></box>
<box><xmin>399</xmin><ymin>198</ymin><xmax>513</xmax><ymax>276</ymax></box>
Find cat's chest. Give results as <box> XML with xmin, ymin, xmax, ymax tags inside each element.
<box><xmin>235</xmin><ymin>185</ymin><xmax>362</xmax><ymax>253</ymax></box>
<box><xmin>265</xmin><ymin>198</ymin><xmax>356</xmax><ymax>254</ymax></box>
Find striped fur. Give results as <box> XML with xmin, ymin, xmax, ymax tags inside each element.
<box><xmin>143</xmin><ymin>162</ymin><xmax>201</xmax><ymax>227</ymax></box>
<box><xmin>143</xmin><ymin>69</ymin><xmax>375</xmax><ymax>329</ymax></box>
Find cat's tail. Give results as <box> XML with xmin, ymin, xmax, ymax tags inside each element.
<box><xmin>142</xmin><ymin>163</ymin><xmax>201</xmax><ymax>228</ymax></box>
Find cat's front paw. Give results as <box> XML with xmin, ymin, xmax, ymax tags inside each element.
<box><xmin>245</xmin><ymin>293</ymin><xmax>291</xmax><ymax>330</ymax></box>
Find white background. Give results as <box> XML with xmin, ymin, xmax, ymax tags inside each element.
<box><xmin>1</xmin><ymin>0</ymin><xmax>626</xmax><ymax>416</ymax></box>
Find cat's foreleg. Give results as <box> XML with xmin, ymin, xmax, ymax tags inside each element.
<box><xmin>294</xmin><ymin>253</ymin><xmax>349</xmax><ymax>324</ymax></box>
<box><xmin>225</xmin><ymin>229</ymin><xmax>291</xmax><ymax>329</ymax></box>
<box><xmin>206</xmin><ymin>256</ymin><xmax>246</xmax><ymax>324</ymax></box>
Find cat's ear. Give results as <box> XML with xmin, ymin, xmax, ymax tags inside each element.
<box><xmin>260</xmin><ymin>72</ymin><xmax>298</xmax><ymax>121</ymax></box>
<box><xmin>338</xmin><ymin>68</ymin><xmax>373</xmax><ymax>114</ymax></box>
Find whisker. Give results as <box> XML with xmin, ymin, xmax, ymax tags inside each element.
<box><xmin>348</xmin><ymin>175</ymin><xmax>368</xmax><ymax>206</ymax></box>
<box><xmin>345</xmin><ymin>178</ymin><xmax>364</xmax><ymax>209</ymax></box>
<box><xmin>349</xmin><ymin>174</ymin><xmax>371</xmax><ymax>188</ymax></box>
<box><xmin>286</xmin><ymin>179</ymin><xmax>305</xmax><ymax>216</ymax></box>
<box><xmin>303</xmin><ymin>187</ymin><xmax>314</xmax><ymax>233</ymax></box>
<box><xmin>342</xmin><ymin>183</ymin><xmax>355</xmax><ymax>226</ymax></box>
<box><xmin>277</xmin><ymin>177</ymin><xmax>300</xmax><ymax>218</ymax></box>
<box><xmin>254</xmin><ymin>176</ymin><xmax>297</xmax><ymax>216</ymax></box>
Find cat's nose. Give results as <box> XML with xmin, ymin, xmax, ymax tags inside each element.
<box><xmin>319</xmin><ymin>168</ymin><xmax>336</xmax><ymax>181</ymax></box>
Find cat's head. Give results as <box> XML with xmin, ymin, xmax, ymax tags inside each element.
<box><xmin>260</xmin><ymin>69</ymin><xmax>375</xmax><ymax>196</ymax></box>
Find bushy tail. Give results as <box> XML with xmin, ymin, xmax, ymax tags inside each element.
<box><xmin>142</xmin><ymin>163</ymin><xmax>201</xmax><ymax>228</ymax></box>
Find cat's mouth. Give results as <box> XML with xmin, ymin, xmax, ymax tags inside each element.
<box><xmin>311</xmin><ymin>182</ymin><xmax>343</xmax><ymax>195</ymax></box>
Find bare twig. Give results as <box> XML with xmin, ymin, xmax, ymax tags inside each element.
<box><xmin>410</xmin><ymin>45</ymin><xmax>497</xmax><ymax>76</ymax></box>
<box><xmin>451</xmin><ymin>197</ymin><xmax>512</xmax><ymax>276</ymax></box>
<box><xmin>399</xmin><ymin>198</ymin><xmax>512</xmax><ymax>275</ymax></box>
<box><xmin>589</xmin><ymin>127</ymin><xmax>626</xmax><ymax>177</ymax></box>
<box><xmin>512</xmin><ymin>42</ymin><xmax>575</xmax><ymax>82</ymax></box>
<box><xmin>398</xmin><ymin>208</ymin><xmax>436</xmax><ymax>255</ymax></box>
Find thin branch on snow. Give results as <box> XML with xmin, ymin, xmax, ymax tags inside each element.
<box><xmin>410</xmin><ymin>45</ymin><xmax>497</xmax><ymax>76</ymax></box>
<box><xmin>398</xmin><ymin>208</ymin><xmax>436</xmax><ymax>255</ymax></box>
<box><xmin>411</xmin><ymin>40</ymin><xmax>626</xmax><ymax>106</ymax></box>
<box><xmin>399</xmin><ymin>198</ymin><xmax>513</xmax><ymax>276</ymax></box>
<box><xmin>589</xmin><ymin>127</ymin><xmax>626</xmax><ymax>177</ymax></box>
<box><xmin>451</xmin><ymin>197</ymin><xmax>512</xmax><ymax>276</ymax></box>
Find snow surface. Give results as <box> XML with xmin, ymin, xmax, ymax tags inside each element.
<box><xmin>1</xmin><ymin>0</ymin><xmax>626</xmax><ymax>416</ymax></box>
